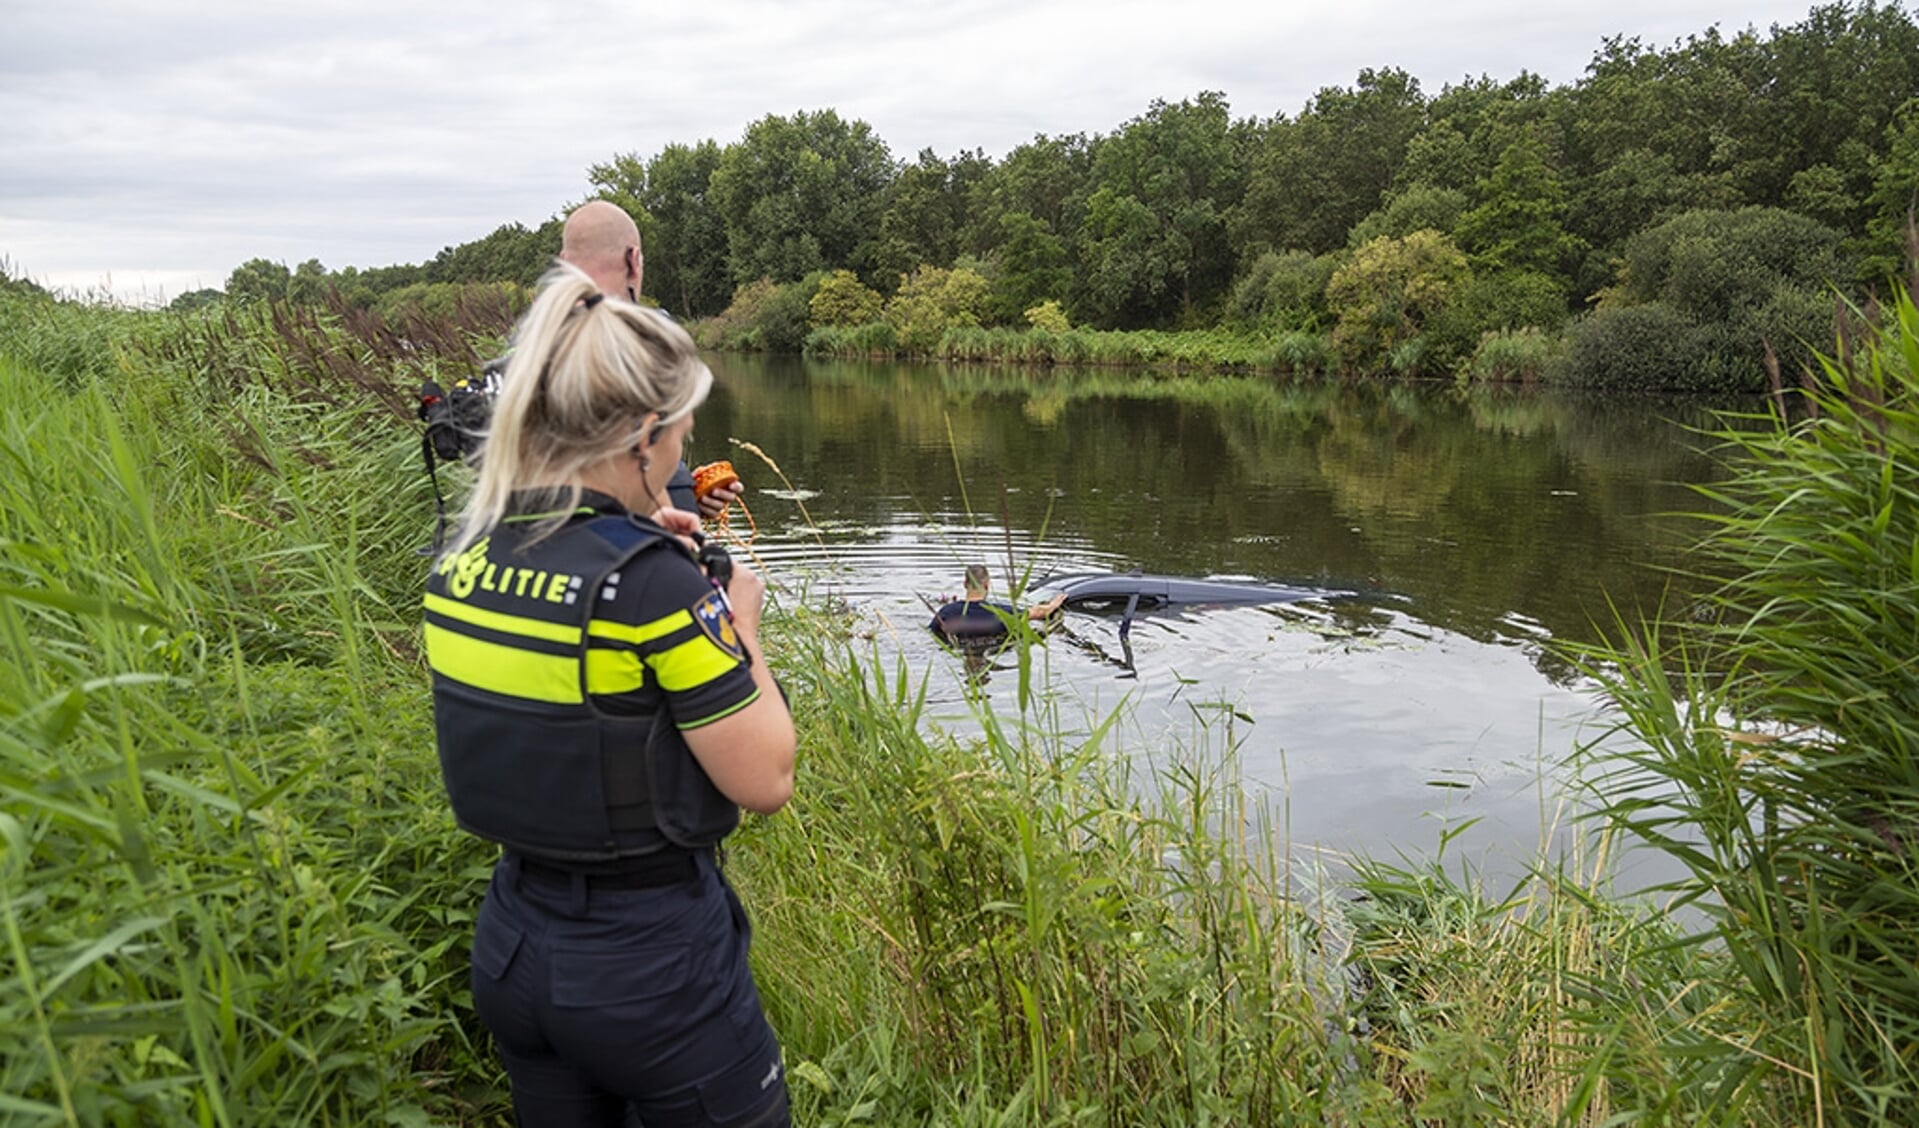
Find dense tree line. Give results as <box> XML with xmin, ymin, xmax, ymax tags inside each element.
<box><xmin>215</xmin><ymin>2</ymin><xmax>1919</xmax><ymax>389</ymax></box>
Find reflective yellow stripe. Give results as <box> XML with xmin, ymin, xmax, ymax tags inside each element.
<box><xmin>589</xmin><ymin>610</ymin><xmax>694</xmax><ymax>646</ymax></box>
<box><xmin>682</xmin><ymin>687</ymin><xmax>762</xmax><ymax>729</ymax></box>
<box><xmin>425</xmin><ymin>592</ymin><xmax>581</xmax><ymax>645</ymax></box>
<box><xmin>651</xmin><ymin>634</ymin><xmax>741</xmax><ymax>692</ymax></box>
<box><xmin>585</xmin><ymin>647</ymin><xmax>646</xmax><ymax>695</ymax></box>
<box><xmin>425</xmin><ymin>623</ymin><xmax>582</xmax><ymax>704</ymax></box>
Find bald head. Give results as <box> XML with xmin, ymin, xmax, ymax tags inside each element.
<box><xmin>560</xmin><ymin>200</ymin><xmax>642</xmax><ymax>299</ymax></box>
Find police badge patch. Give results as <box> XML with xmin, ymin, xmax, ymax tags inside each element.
<box><xmin>693</xmin><ymin>589</ymin><xmax>745</xmax><ymax>661</ymax></box>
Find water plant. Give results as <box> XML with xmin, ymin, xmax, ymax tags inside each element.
<box><xmin>1461</xmin><ymin>327</ymin><xmax>1560</xmax><ymax>386</ymax></box>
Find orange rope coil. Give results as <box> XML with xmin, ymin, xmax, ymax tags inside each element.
<box><xmin>692</xmin><ymin>460</ymin><xmax>757</xmax><ymax>544</ymax></box>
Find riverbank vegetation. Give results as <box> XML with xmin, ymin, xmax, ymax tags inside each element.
<box><xmin>70</xmin><ymin>1</ymin><xmax>1919</xmax><ymax>393</ymax></box>
<box><xmin>5</xmin><ymin>217</ymin><xmax>1919</xmax><ymax>1122</ymax></box>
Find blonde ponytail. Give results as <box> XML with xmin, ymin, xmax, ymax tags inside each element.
<box><xmin>442</xmin><ymin>262</ymin><xmax>712</xmax><ymax>556</ymax></box>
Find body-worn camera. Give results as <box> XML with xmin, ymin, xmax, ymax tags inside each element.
<box><xmin>697</xmin><ymin>539</ymin><xmax>734</xmax><ymax>586</ymax></box>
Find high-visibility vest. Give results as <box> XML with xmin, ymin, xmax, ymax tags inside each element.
<box><xmin>424</xmin><ymin>509</ymin><xmax>739</xmax><ymax>861</ymax></box>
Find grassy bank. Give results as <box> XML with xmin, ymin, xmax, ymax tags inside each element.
<box><xmin>2</xmin><ymin>279</ymin><xmax>1910</xmax><ymax>1123</ymax></box>
<box><xmin>801</xmin><ymin>323</ymin><xmax>1342</xmax><ymax>380</ymax></box>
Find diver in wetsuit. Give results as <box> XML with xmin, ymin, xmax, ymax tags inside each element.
<box><xmin>930</xmin><ymin>564</ymin><xmax>1066</xmax><ymax>640</ymax></box>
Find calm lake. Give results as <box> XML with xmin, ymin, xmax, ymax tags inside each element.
<box><xmin>696</xmin><ymin>354</ymin><xmax>1738</xmax><ymax>884</ymax></box>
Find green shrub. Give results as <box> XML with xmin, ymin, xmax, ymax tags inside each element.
<box><xmin>1387</xmin><ymin>334</ymin><xmax>1429</xmax><ymax>377</ymax></box>
<box><xmin>1553</xmin><ymin>207</ymin><xmax>1854</xmax><ymax>391</ymax></box>
<box><xmin>697</xmin><ymin>276</ymin><xmax>820</xmax><ymax>353</ymax></box>
<box><xmin>937</xmin><ymin>325</ymin><xmax>993</xmax><ymax>362</ymax></box>
<box><xmin>1558</xmin><ymin>282</ymin><xmax>1838</xmax><ymax>394</ymax></box>
<box><xmin>1024</xmin><ymin>299</ymin><xmax>1071</xmax><ymax>332</ymax></box>
<box><xmin>1751</xmin><ymin>283</ymin><xmax>1840</xmax><ymax>383</ymax></box>
<box><xmin>1618</xmin><ymin>206</ymin><xmax>1849</xmax><ymax>324</ymax></box>
<box><xmin>808</xmin><ymin>269</ymin><xmax>883</xmax><ymax>328</ymax></box>
<box><xmin>1327</xmin><ymin>231</ymin><xmax>1470</xmax><ymax>372</ymax></box>
<box><xmin>1271</xmin><ymin>329</ymin><xmax>1334</xmax><ymax>375</ymax></box>
<box><xmin>1424</xmin><ymin>269</ymin><xmax>1570</xmax><ymax>367</ymax></box>
<box><xmin>848</xmin><ymin>319</ymin><xmax>898</xmax><ymax>356</ymax></box>
<box><xmin>886</xmin><ymin>266</ymin><xmax>993</xmax><ymax>353</ymax></box>
<box><xmin>1227</xmin><ymin>250</ymin><xmax>1337</xmax><ymax>331</ymax></box>
<box><xmin>751</xmin><ymin>278</ymin><xmax>816</xmax><ymax>353</ymax></box>
<box><xmin>802</xmin><ymin>325</ymin><xmax>849</xmax><ymax>356</ymax></box>
<box><xmin>1553</xmin><ymin>303</ymin><xmax>1711</xmax><ymax>391</ymax></box>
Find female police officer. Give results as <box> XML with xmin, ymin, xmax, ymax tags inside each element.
<box><xmin>424</xmin><ymin>263</ymin><xmax>796</xmax><ymax>1127</ymax></box>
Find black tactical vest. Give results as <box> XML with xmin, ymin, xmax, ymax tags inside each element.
<box><xmin>424</xmin><ymin>510</ymin><xmax>740</xmax><ymax>862</ymax></box>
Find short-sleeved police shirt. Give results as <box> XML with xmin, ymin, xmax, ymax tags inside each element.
<box><xmin>426</xmin><ymin>491</ymin><xmax>756</xmax><ymax>730</ymax></box>
<box><xmin>566</xmin><ymin>496</ymin><xmax>756</xmax><ymax>729</ymax></box>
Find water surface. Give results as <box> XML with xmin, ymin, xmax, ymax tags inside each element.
<box><xmin>696</xmin><ymin>355</ymin><xmax>1735</xmax><ymax>882</ymax></box>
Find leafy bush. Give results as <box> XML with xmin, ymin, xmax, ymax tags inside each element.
<box><xmin>1270</xmin><ymin>329</ymin><xmax>1335</xmax><ymax>375</ymax></box>
<box><xmin>1423</xmin><ymin>269</ymin><xmax>1570</xmax><ymax>370</ymax></box>
<box><xmin>802</xmin><ymin>320</ymin><xmax>902</xmax><ymax>358</ymax></box>
<box><xmin>1751</xmin><ymin>283</ymin><xmax>1840</xmax><ymax>383</ymax></box>
<box><xmin>696</xmin><ymin>275</ymin><xmax>820</xmax><ymax>353</ymax></box>
<box><xmin>801</xmin><ymin>326</ymin><xmax>847</xmax><ymax>356</ymax></box>
<box><xmin>1326</xmin><ymin>231</ymin><xmax>1470</xmax><ymax>372</ymax></box>
<box><xmin>1553</xmin><ymin>302</ymin><xmax>1716</xmax><ymax>391</ymax></box>
<box><xmin>751</xmin><ymin>277</ymin><xmax>817</xmax><ymax>353</ymax></box>
<box><xmin>692</xmin><ymin>277</ymin><xmax>778</xmax><ymax>349</ymax></box>
<box><xmin>886</xmin><ymin>266</ymin><xmax>993</xmax><ymax>353</ymax></box>
<box><xmin>1024</xmin><ymin>299</ymin><xmax>1071</xmax><ymax>332</ymax></box>
<box><xmin>1614</xmin><ymin>206</ymin><xmax>1849</xmax><ymax>324</ymax></box>
<box><xmin>1571</xmin><ymin>209</ymin><xmax>1850</xmax><ymax>390</ymax></box>
<box><xmin>1387</xmin><ymin>334</ymin><xmax>1429</xmax><ymax>376</ymax></box>
<box><xmin>848</xmin><ymin>319</ymin><xmax>899</xmax><ymax>356</ymax></box>
<box><xmin>1227</xmin><ymin>250</ymin><xmax>1337</xmax><ymax>331</ymax></box>
<box><xmin>808</xmin><ymin>269</ymin><xmax>883</xmax><ymax>328</ymax></box>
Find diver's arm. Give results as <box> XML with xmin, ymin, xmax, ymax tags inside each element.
<box><xmin>1027</xmin><ymin>592</ymin><xmax>1067</xmax><ymax>620</ymax></box>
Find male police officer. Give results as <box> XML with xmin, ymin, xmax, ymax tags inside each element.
<box><xmin>557</xmin><ymin>201</ymin><xmax>744</xmax><ymax>521</ymax></box>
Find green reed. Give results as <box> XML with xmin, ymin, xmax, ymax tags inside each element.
<box><xmin>1571</xmin><ymin>286</ymin><xmax>1919</xmax><ymax>1122</ymax></box>
<box><xmin>733</xmin><ymin>624</ymin><xmax>1353</xmax><ymax>1123</ymax></box>
<box><xmin>1460</xmin><ymin>327</ymin><xmax>1560</xmax><ymax>387</ymax></box>
<box><xmin>0</xmin><ymin>294</ymin><xmax>505</xmax><ymax>1123</ymax></box>
<box><xmin>801</xmin><ymin>318</ymin><xmax>1323</xmax><ymax>376</ymax></box>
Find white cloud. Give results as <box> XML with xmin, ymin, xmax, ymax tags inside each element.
<box><xmin>0</xmin><ymin>0</ymin><xmax>1822</xmax><ymax>304</ymax></box>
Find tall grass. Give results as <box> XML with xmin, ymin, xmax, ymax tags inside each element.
<box><xmin>1572</xmin><ymin>287</ymin><xmax>1919</xmax><ymax>1121</ymax></box>
<box><xmin>0</xmin><ymin>289</ymin><xmax>506</xmax><ymax>1123</ymax></box>
<box><xmin>1461</xmin><ymin>327</ymin><xmax>1560</xmax><ymax>387</ymax></box>
<box><xmin>737</xmin><ymin>631</ymin><xmax>1353</xmax><ymax>1122</ymax></box>
<box><xmin>8</xmin><ymin>280</ymin><xmax>1878</xmax><ymax>1124</ymax></box>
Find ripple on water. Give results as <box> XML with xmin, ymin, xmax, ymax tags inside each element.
<box><xmin>732</xmin><ymin>514</ymin><xmax>1616</xmax><ymax>890</ymax></box>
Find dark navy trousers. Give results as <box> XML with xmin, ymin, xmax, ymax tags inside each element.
<box><xmin>470</xmin><ymin>852</ymin><xmax>789</xmax><ymax>1128</ymax></box>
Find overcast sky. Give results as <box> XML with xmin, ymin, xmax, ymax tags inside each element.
<box><xmin>2</xmin><ymin>0</ymin><xmax>1829</xmax><ymax>304</ymax></box>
